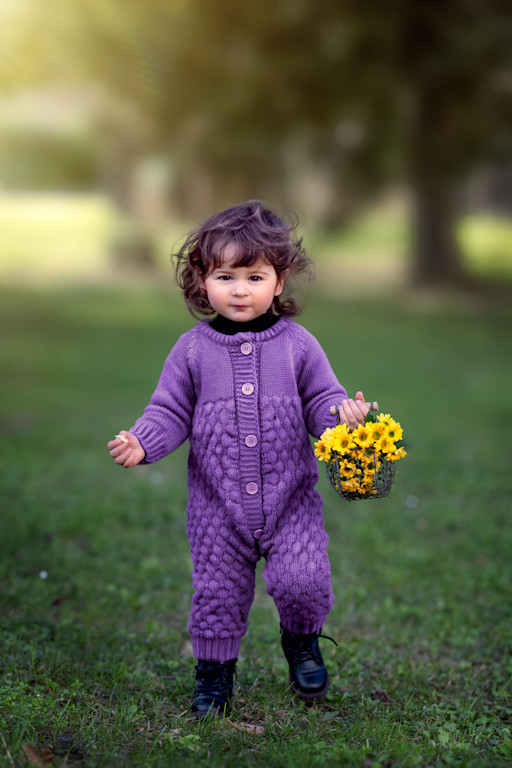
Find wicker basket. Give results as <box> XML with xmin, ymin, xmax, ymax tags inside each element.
<box><xmin>324</xmin><ymin>403</ymin><xmax>397</xmax><ymax>502</ymax></box>
<box><xmin>325</xmin><ymin>448</ymin><xmax>396</xmax><ymax>501</ymax></box>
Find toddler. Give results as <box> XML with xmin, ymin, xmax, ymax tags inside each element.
<box><xmin>107</xmin><ymin>200</ymin><xmax>370</xmax><ymax>718</ymax></box>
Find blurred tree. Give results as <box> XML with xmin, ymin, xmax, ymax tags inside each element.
<box><xmin>336</xmin><ymin>0</ymin><xmax>512</xmax><ymax>284</ymax></box>
<box><xmin>2</xmin><ymin>0</ymin><xmax>510</xmax><ymax>284</ymax></box>
<box><xmin>154</xmin><ymin>0</ymin><xmax>511</xmax><ymax>285</ymax></box>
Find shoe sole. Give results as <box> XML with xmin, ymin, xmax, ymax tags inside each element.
<box><xmin>289</xmin><ymin>671</ymin><xmax>330</xmax><ymax>700</ymax></box>
<box><xmin>190</xmin><ymin>709</ymin><xmax>228</xmax><ymax>719</ymax></box>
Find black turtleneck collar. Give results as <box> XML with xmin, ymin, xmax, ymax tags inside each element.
<box><xmin>209</xmin><ymin>309</ymin><xmax>280</xmax><ymax>336</ymax></box>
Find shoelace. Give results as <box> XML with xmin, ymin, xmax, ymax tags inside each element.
<box><xmin>283</xmin><ymin>632</ymin><xmax>338</xmax><ymax>666</ymax></box>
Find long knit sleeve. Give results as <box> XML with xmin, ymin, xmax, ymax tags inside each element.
<box><xmin>294</xmin><ymin>326</ymin><xmax>348</xmax><ymax>439</ymax></box>
<box><xmin>130</xmin><ymin>333</ymin><xmax>196</xmax><ymax>463</ymax></box>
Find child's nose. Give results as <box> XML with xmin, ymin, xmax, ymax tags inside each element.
<box><xmin>232</xmin><ymin>281</ymin><xmax>249</xmax><ymax>296</ymax></box>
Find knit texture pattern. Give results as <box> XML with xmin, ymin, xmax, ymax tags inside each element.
<box><xmin>130</xmin><ymin>317</ymin><xmax>348</xmax><ymax>660</ymax></box>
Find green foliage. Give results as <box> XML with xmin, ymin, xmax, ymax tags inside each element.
<box><xmin>0</xmin><ymin>287</ymin><xmax>511</xmax><ymax>766</ymax></box>
<box><xmin>0</xmin><ymin>130</ymin><xmax>99</xmax><ymax>191</ymax></box>
<box><xmin>459</xmin><ymin>216</ymin><xmax>512</xmax><ymax>279</ymax></box>
<box><xmin>3</xmin><ymin>0</ymin><xmax>509</xmax><ymax>203</ymax></box>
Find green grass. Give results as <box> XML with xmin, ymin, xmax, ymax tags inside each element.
<box><xmin>1</xmin><ymin>286</ymin><xmax>511</xmax><ymax>767</ymax></box>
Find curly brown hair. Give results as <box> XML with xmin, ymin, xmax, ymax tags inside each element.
<box><xmin>174</xmin><ymin>200</ymin><xmax>313</xmax><ymax>318</ymax></box>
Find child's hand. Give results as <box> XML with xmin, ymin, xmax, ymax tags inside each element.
<box><xmin>337</xmin><ymin>391</ymin><xmax>370</xmax><ymax>429</ymax></box>
<box><xmin>107</xmin><ymin>431</ymin><xmax>145</xmax><ymax>468</ymax></box>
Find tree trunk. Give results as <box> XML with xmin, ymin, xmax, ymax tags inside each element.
<box><xmin>409</xmin><ymin>173</ymin><xmax>465</xmax><ymax>286</ymax></box>
<box><xmin>406</xmin><ymin>83</ymin><xmax>468</xmax><ymax>287</ymax></box>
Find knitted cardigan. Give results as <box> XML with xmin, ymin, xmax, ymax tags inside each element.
<box><xmin>130</xmin><ymin>317</ymin><xmax>348</xmax><ymax>546</ymax></box>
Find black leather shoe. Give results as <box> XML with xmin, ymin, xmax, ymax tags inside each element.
<box><xmin>190</xmin><ymin>659</ymin><xmax>237</xmax><ymax>719</ymax></box>
<box><xmin>281</xmin><ymin>627</ymin><xmax>334</xmax><ymax>700</ymax></box>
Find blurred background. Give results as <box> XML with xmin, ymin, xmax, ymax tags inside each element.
<box><xmin>1</xmin><ymin>5</ymin><xmax>512</xmax><ymax>759</ymax></box>
<box><xmin>0</xmin><ymin>0</ymin><xmax>510</xmax><ymax>289</ymax></box>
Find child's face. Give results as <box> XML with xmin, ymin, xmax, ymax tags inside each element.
<box><xmin>202</xmin><ymin>244</ymin><xmax>285</xmax><ymax>322</ymax></box>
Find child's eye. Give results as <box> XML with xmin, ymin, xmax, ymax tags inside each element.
<box><xmin>249</xmin><ymin>275</ymin><xmax>262</xmax><ymax>281</ymax></box>
<box><xmin>218</xmin><ymin>275</ymin><xmax>232</xmax><ymax>280</ymax></box>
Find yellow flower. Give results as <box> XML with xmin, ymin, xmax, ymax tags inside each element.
<box><xmin>368</xmin><ymin>422</ymin><xmax>385</xmax><ymax>443</ymax></box>
<box><xmin>378</xmin><ymin>413</ymin><xmax>392</xmax><ymax>425</ymax></box>
<box><xmin>319</xmin><ymin>424</ymin><xmax>353</xmax><ymax>451</ymax></box>
<box><xmin>342</xmin><ymin>479</ymin><xmax>359</xmax><ymax>493</ymax></box>
<box><xmin>383</xmin><ymin>422</ymin><xmax>403</xmax><ymax>443</ymax></box>
<box><xmin>314</xmin><ymin>439</ymin><xmax>332</xmax><ymax>462</ymax></box>
<box><xmin>360</xmin><ymin>448</ymin><xmax>378</xmax><ymax>465</ymax></box>
<box><xmin>331</xmin><ymin>429</ymin><xmax>356</xmax><ymax>455</ymax></box>
<box><xmin>352</xmin><ymin>423</ymin><xmax>372</xmax><ymax>448</ymax></box>
<box><xmin>362</xmin><ymin>454</ymin><xmax>378</xmax><ymax>470</ymax></box>
<box><xmin>377</xmin><ymin>435</ymin><xmax>395</xmax><ymax>454</ymax></box>
<box><xmin>319</xmin><ymin>427</ymin><xmax>337</xmax><ymax>448</ymax></box>
<box><xmin>317</xmin><ymin>409</ymin><xmax>406</xmax><ymax>500</ymax></box>
<box><xmin>386</xmin><ymin>447</ymin><xmax>407</xmax><ymax>462</ymax></box>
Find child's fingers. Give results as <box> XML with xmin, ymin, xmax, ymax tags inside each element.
<box><xmin>107</xmin><ymin>431</ymin><xmax>132</xmax><ymax>450</ymax></box>
<box><xmin>338</xmin><ymin>400</ymin><xmax>359</xmax><ymax>428</ymax></box>
<box><xmin>113</xmin><ymin>447</ymin><xmax>138</xmax><ymax>466</ymax></box>
<box><xmin>115</xmin><ymin>453</ymin><xmax>132</xmax><ymax>466</ymax></box>
<box><xmin>353</xmin><ymin>391</ymin><xmax>371</xmax><ymax>416</ymax></box>
<box><xmin>109</xmin><ymin>438</ymin><xmax>134</xmax><ymax>457</ymax></box>
<box><xmin>110</xmin><ymin>444</ymin><xmax>127</xmax><ymax>459</ymax></box>
<box><xmin>338</xmin><ymin>398</ymin><xmax>368</xmax><ymax>428</ymax></box>
<box><xmin>117</xmin><ymin>452</ymin><xmax>139</xmax><ymax>468</ymax></box>
<box><xmin>108</xmin><ymin>432</ymin><xmax>143</xmax><ymax>467</ymax></box>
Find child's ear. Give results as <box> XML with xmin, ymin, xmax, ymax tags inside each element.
<box><xmin>196</xmin><ymin>270</ymin><xmax>207</xmax><ymax>294</ymax></box>
<box><xmin>274</xmin><ymin>269</ymin><xmax>289</xmax><ymax>297</ymax></box>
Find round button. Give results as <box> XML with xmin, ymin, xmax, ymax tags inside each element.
<box><xmin>245</xmin><ymin>434</ymin><xmax>258</xmax><ymax>447</ymax></box>
<box><xmin>246</xmin><ymin>482</ymin><xmax>258</xmax><ymax>495</ymax></box>
<box><xmin>240</xmin><ymin>342</ymin><xmax>253</xmax><ymax>355</ymax></box>
<box><xmin>242</xmin><ymin>383</ymin><xmax>254</xmax><ymax>395</ymax></box>
<box><xmin>253</xmin><ymin>528</ymin><xmax>264</xmax><ymax>539</ymax></box>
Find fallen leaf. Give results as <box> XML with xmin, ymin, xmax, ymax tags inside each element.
<box><xmin>22</xmin><ymin>744</ymin><xmax>54</xmax><ymax>767</ymax></box>
<box><xmin>242</xmin><ymin>723</ymin><xmax>264</xmax><ymax>735</ymax></box>
<box><xmin>227</xmin><ymin>722</ymin><xmax>264</xmax><ymax>735</ymax></box>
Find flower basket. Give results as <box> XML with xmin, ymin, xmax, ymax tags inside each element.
<box><xmin>314</xmin><ymin>403</ymin><xmax>406</xmax><ymax>502</ymax></box>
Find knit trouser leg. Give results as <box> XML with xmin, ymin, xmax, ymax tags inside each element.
<box><xmin>187</xmin><ymin>518</ymin><xmax>258</xmax><ymax>662</ymax></box>
<box><xmin>262</xmin><ymin>512</ymin><xmax>334</xmax><ymax>635</ymax></box>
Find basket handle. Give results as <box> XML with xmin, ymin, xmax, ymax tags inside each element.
<box><xmin>330</xmin><ymin>401</ymin><xmax>379</xmax><ymax>416</ymax></box>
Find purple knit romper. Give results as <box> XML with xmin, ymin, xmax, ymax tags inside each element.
<box><xmin>130</xmin><ymin>317</ymin><xmax>348</xmax><ymax>661</ymax></box>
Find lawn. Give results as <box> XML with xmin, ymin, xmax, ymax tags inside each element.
<box><xmin>1</xmin><ymin>285</ymin><xmax>511</xmax><ymax>767</ymax></box>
